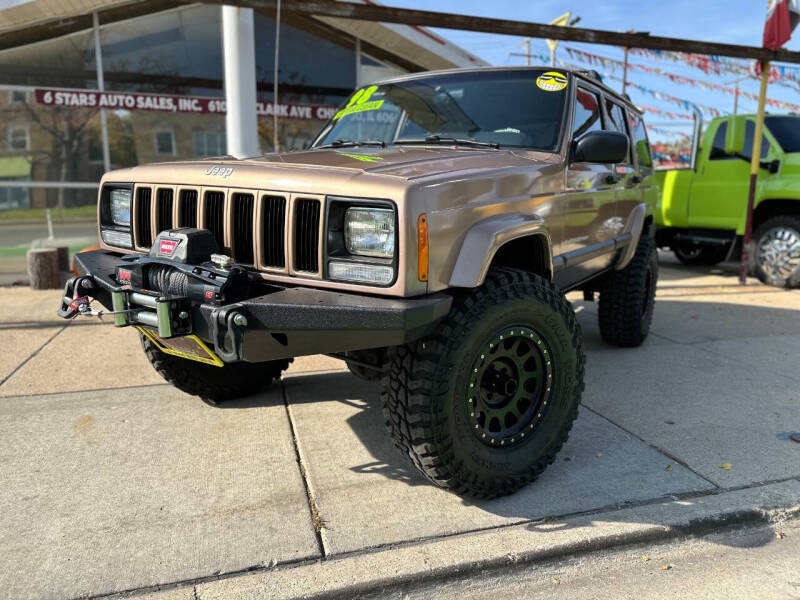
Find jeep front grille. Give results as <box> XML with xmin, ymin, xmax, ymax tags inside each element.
<box><xmin>129</xmin><ymin>185</ymin><xmax>322</xmax><ymax>277</ymax></box>
<box><xmin>261</xmin><ymin>195</ymin><xmax>286</xmax><ymax>269</ymax></box>
<box><xmin>231</xmin><ymin>192</ymin><xmax>255</xmax><ymax>265</ymax></box>
<box><xmin>156</xmin><ymin>188</ymin><xmax>174</xmax><ymax>234</ymax></box>
<box><xmin>293</xmin><ymin>198</ymin><xmax>320</xmax><ymax>273</ymax></box>
<box><xmin>204</xmin><ymin>191</ymin><xmax>225</xmax><ymax>250</ymax></box>
<box><xmin>135</xmin><ymin>187</ymin><xmax>152</xmax><ymax>248</ymax></box>
<box><xmin>178</xmin><ymin>189</ymin><xmax>198</xmax><ymax>227</ymax></box>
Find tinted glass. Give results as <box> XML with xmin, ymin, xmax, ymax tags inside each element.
<box><xmin>628</xmin><ymin>112</ymin><xmax>652</xmax><ymax>167</ymax></box>
<box><xmin>314</xmin><ymin>70</ymin><xmax>570</xmax><ymax>151</ymax></box>
<box><xmin>572</xmin><ymin>88</ymin><xmax>603</xmax><ymax>139</ymax></box>
<box><xmin>709</xmin><ymin>122</ymin><xmax>728</xmax><ymax>160</ymax></box>
<box><xmin>741</xmin><ymin>120</ymin><xmax>770</xmax><ymax>161</ymax></box>
<box><xmin>765</xmin><ymin>116</ymin><xmax>800</xmax><ymax>152</ymax></box>
<box><xmin>606</xmin><ymin>100</ymin><xmax>631</xmax><ymax>162</ymax></box>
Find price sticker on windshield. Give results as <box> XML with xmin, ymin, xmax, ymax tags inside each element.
<box><xmin>536</xmin><ymin>71</ymin><xmax>568</xmax><ymax>92</ymax></box>
<box><xmin>334</xmin><ymin>85</ymin><xmax>384</xmax><ymax>120</ymax></box>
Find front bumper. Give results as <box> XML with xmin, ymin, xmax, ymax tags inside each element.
<box><xmin>67</xmin><ymin>250</ymin><xmax>452</xmax><ymax>363</ymax></box>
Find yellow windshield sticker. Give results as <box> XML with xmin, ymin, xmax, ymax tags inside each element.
<box><xmin>334</xmin><ymin>85</ymin><xmax>384</xmax><ymax>120</ymax></box>
<box><xmin>336</xmin><ymin>152</ymin><xmax>384</xmax><ymax>162</ymax></box>
<box><xmin>536</xmin><ymin>71</ymin><xmax>568</xmax><ymax>92</ymax></box>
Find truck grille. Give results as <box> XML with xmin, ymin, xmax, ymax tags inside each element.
<box><xmin>178</xmin><ymin>189</ymin><xmax>198</xmax><ymax>227</ymax></box>
<box><xmin>156</xmin><ymin>188</ymin><xmax>174</xmax><ymax>234</ymax></box>
<box><xmin>293</xmin><ymin>198</ymin><xmax>320</xmax><ymax>273</ymax></box>
<box><xmin>261</xmin><ymin>195</ymin><xmax>286</xmax><ymax>269</ymax></box>
<box><xmin>135</xmin><ymin>187</ymin><xmax>152</xmax><ymax>248</ymax></box>
<box><xmin>204</xmin><ymin>191</ymin><xmax>226</xmax><ymax>250</ymax></box>
<box><xmin>231</xmin><ymin>193</ymin><xmax>255</xmax><ymax>265</ymax></box>
<box><xmin>130</xmin><ymin>185</ymin><xmax>321</xmax><ymax>277</ymax></box>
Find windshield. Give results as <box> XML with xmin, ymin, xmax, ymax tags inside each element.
<box><xmin>765</xmin><ymin>116</ymin><xmax>800</xmax><ymax>153</ymax></box>
<box><xmin>312</xmin><ymin>69</ymin><xmax>570</xmax><ymax>151</ymax></box>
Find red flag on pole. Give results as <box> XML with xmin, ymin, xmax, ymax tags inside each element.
<box><xmin>763</xmin><ymin>0</ymin><xmax>800</xmax><ymax>49</ymax></box>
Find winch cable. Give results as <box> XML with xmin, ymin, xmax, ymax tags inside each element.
<box><xmin>147</xmin><ymin>265</ymin><xmax>189</xmax><ymax>296</ymax></box>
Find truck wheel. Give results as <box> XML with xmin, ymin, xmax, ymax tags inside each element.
<box><xmin>598</xmin><ymin>235</ymin><xmax>658</xmax><ymax>347</ymax></box>
<box><xmin>140</xmin><ymin>335</ymin><xmax>291</xmax><ymax>405</ymax></box>
<box><xmin>382</xmin><ymin>268</ymin><xmax>585</xmax><ymax>498</ymax></box>
<box><xmin>749</xmin><ymin>216</ymin><xmax>800</xmax><ymax>288</ymax></box>
<box><xmin>672</xmin><ymin>243</ymin><xmax>728</xmax><ymax>266</ymax></box>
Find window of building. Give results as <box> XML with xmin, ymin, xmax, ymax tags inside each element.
<box><xmin>155</xmin><ymin>131</ymin><xmax>175</xmax><ymax>155</ymax></box>
<box><xmin>10</xmin><ymin>90</ymin><xmax>27</xmax><ymax>104</ymax></box>
<box><xmin>193</xmin><ymin>131</ymin><xmax>226</xmax><ymax>157</ymax></box>
<box><xmin>0</xmin><ymin>179</ymin><xmax>31</xmax><ymax>210</ymax></box>
<box><xmin>628</xmin><ymin>112</ymin><xmax>652</xmax><ymax>167</ymax></box>
<box><xmin>572</xmin><ymin>88</ymin><xmax>603</xmax><ymax>139</ymax></box>
<box><xmin>8</xmin><ymin>125</ymin><xmax>30</xmax><ymax>151</ymax></box>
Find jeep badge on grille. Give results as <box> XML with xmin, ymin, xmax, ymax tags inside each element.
<box><xmin>204</xmin><ymin>166</ymin><xmax>233</xmax><ymax>178</ymax></box>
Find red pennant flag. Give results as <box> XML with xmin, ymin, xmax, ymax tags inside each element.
<box><xmin>763</xmin><ymin>0</ymin><xmax>800</xmax><ymax>49</ymax></box>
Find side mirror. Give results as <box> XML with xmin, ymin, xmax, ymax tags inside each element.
<box><xmin>725</xmin><ymin>116</ymin><xmax>746</xmax><ymax>156</ymax></box>
<box><xmin>572</xmin><ymin>130</ymin><xmax>629</xmax><ymax>164</ymax></box>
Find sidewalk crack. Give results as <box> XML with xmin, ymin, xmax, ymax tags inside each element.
<box><xmin>0</xmin><ymin>322</ymin><xmax>70</xmax><ymax>389</ymax></box>
<box><xmin>281</xmin><ymin>380</ymin><xmax>328</xmax><ymax>558</ymax></box>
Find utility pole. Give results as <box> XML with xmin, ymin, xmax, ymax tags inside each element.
<box><xmin>621</xmin><ymin>45</ymin><xmax>630</xmax><ymax>93</ymax></box>
<box><xmin>525</xmin><ymin>37</ymin><xmax>530</xmax><ymax>66</ymax></box>
<box><xmin>726</xmin><ymin>76</ymin><xmax>749</xmax><ymax>115</ymax></box>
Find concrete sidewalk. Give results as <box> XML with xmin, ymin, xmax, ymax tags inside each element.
<box><xmin>0</xmin><ymin>254</ymin><xmax>798</xmax><ymax>599</ymax></box>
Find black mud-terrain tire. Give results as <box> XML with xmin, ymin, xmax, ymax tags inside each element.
<box><xmin>381</xmin><ymin>267</ymin><xmax>585</xmax><ymax>499</ymax></box>
<box><xmin>748</xmin><ymin>215</ymin><xmax>800</xmax><ymax>289</ymax></box>
<box><xmin>140</xmin><ymin>335</ymin><xmax>291</xmax><ymax>405</ymax></box>
<box><xmin>672</xmin><ymin>243</ymin><xmax>729</xmax><ymax>266</ymax></box>
<box><xmin>599</xmin><ymin>235</ymin><xmax>658</xmax><ymax>347</ymax></box>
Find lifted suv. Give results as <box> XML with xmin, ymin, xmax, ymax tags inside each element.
<box><xmin>59</xmin><ymin>67</ymin><xmax>658</xmax><ymax>498</ymax></box>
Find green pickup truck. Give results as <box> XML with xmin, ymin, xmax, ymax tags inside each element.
<box><xmin>655</xmin><ymin>114</ymin><xmax>800</xmax><ymax>288</ymax></box>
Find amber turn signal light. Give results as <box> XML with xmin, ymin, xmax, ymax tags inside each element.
<box><xmin>417</xmin><ymin>213</ymin><xmax>428</xmax><ymax>282</ymax></box>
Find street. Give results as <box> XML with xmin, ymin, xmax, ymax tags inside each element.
<box><xmin>0</xmin><ymin>221</ymin><xmax>97</xmax><ymax>248</ymax></box>
<box><xmin>1</xmin><ymin>255</ymin><xmax>798</xmax><ymax>599</ymax></box>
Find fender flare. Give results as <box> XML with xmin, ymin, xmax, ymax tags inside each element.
<box><xmin>615</xmin><ymin>202</ymin><xmax>648</xmax><ymax>271</ymax></box>
<box><xmin>449</xmin><ymin>213</ymin><xmax>552</xmax><ymax>288</ymax></box>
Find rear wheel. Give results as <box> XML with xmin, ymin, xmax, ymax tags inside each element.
<box><xmin>749</xmin><ymin>216</ymin><xmax>800</xmax><ymax>288</ymax></box>
<box><xmin>382</xmin><ymin>268</ymin><xmax>584</xmax><ymax>498</ymax></box>
<box><xmin>599</xmin><ymin>235</ymin><xmax>658</xmax><ymax>347</ymax></box>
<box><xmin>141</xmin><ymin>334</ymin><xmax>291</xmax><ymax>405</ymax></box>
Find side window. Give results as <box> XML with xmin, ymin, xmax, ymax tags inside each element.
<box><xmin>742</xmin><ymin>120</ymin><xmax>771</xmax><ymax>161</ymax></box>
<box><xmin>572</xmin><ymin>88</ymin><xmax>603</xmax><ymax>139</ymax></box>
<box><xmin>605</xmin><ymin>99</ymin><xmax>632</xmax><ymax>163</ymax></box>
<box><xmin>709</xmin><ymin>122</ymin><xmax>728</xmax><ymax>160</ymax></box>
<box><xmin>628</xmin><ymin>112</ymin><xmax>652</xmax><ymax>167</ymax></box>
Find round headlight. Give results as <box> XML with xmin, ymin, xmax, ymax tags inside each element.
<box><xmin>344</xmin><ymin>207</ymin><xmax>395</xmax><ymax>258</ymax></box>
<box><xmin>110</xmin><ymin>189</ymin><xmax>132</xmax><ymax>227</ymax></box>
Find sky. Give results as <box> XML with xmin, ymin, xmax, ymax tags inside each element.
<box><xmin>380</xmin><ymin>0</ymin><xmax>800</xmax><ymax>145</ymax></box>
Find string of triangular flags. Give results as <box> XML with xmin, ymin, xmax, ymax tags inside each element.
<box><xmin>564</xmin><ymin>47</ymin><xmax>800</xmax><ymax>112</ymax></box>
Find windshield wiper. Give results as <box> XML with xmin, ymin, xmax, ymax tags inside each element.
<box><xmin>395</xmin><ymin>135</ymin><xmax>500</xmax><ymax>149</ymax></box>
<box><xmin>317</xmin><ymin>139</ymin><xmax>386</xmax><ymax>149</ymax></box>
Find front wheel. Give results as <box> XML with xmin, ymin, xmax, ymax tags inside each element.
<box><xmin>382</xmin><ymin>268</ymin><xmax>585</xmax><ymax>498</ymax></box>
<box><xmin>748</xmin><ymin>216</ymin><xmax>800</xmax><ymax>288</ymax></box>
<box><xmin>141</xmin><ymin>335</ymin><xmax>292</xmax><ymax>405</ymax></box>
<box><xmin>598</xmin><ymin>235</ymin><xmax>658</xmax><ymax>347</ymax></box>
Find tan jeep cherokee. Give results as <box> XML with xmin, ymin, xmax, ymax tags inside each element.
<box><xmin>58</xmin><ymin>67</ymin><xmax>659</xmax><ymax>498</ymax></box>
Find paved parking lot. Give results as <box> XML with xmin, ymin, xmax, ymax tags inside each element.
<box><xmin>1</xmin><ymin>254</ymin><xmax>799</xmax><ymax>599</ymax></box>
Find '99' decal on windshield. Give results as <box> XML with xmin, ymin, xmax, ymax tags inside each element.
<box><xmin>334</xmin><ymin>85</ymin><xmax>384</xmax><ymax>120</ymax></box>
<box><xmin>536</xmin><ymin>71</ymin><xmax>568</xmax><ymax>92</ymax></box>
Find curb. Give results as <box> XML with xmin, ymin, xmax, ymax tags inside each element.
<box><xmin>157</xmin><ymin>479</ymin><xmax>800</xmax><ymax>600</ymax></box>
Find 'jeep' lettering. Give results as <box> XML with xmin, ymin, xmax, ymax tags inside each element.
<box><xmin>159</xmin><ymin>239</ymin><xmax>178</xmax><ymax>256</ymax></box>
<box><xmin>204</xmin><ymin>166</ymin><xmax>233</xmax><ymax>178</ymax></box>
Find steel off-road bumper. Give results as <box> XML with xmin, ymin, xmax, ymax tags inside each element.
<box><xmin>68</xmin><ymin>250</ymin><xmax>452</xmax><ymax>363</ymax></box>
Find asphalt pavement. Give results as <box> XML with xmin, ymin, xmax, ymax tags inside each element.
<box><xmin>0</xmin><ymin>255</ymin><xmax>798</xmax><ymax>599</ymax></box>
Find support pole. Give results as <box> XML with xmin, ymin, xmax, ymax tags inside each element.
<box><xmin>622</xmin><ymin>46</ymin><xmax>629</xmax><ymax>94</ymax></box>
<box><xmin>524</xmin><ymin>38</ymin><xmax>530</xmax><ymax>65</ymax></box>
<box><xmin>222</xmin><ymin>5</ymin><xmax>260</xmax><ymax>158</ymax></box>
<box><xmin>92</xmin><ymin>12</ymin><xmax>111</xmax><ymax>173</ymax></box>
<box><xmin>739</xmin><ymin>59</ymin><xmax>770</xmax><ymax>285</ymax></box>
<box><xmin>273</xmin><ymin>0</ymin><xmax>281</xmax><ymax>153</ymax></box>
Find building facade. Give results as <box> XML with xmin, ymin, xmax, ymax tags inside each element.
<box><xmin>0</xmin><ymin>1</ymin><xmax>484</xmax><ymax>210</ymax></box>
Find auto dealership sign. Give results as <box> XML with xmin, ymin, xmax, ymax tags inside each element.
<box><xmin>34</xmin><ymin>88</ymin><xmax>337</xmax><ymax>121</ymax></box>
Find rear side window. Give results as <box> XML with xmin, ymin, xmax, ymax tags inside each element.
<box><xmin>572</xmin><ymin>88</ymin><xmax>603</xmax><ymax>139</ymax></box>
<box><xmin>628</xmin><ymin>112</ymin><xmax>652</xmax><ymax>167</ymax></box>
<box><xmin>742</xmin><ymin>120</ymin><xmax>770</xmax><ymax>161</ymax></box>
<box><xmin>709</xmin><ymin>122</ymin><xmax>728</xmax><ymax>160</ymax></box>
